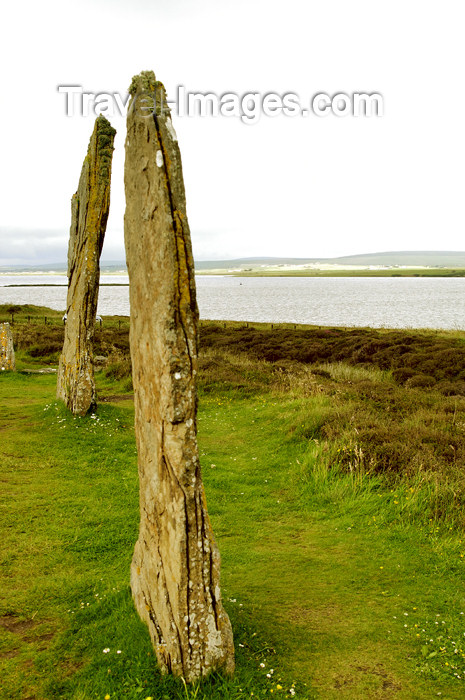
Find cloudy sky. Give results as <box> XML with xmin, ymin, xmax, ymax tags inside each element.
<box><xmin>1</xmin><ymin>0</ymin><xmax>464</xmax><ymax>265</ymax></box>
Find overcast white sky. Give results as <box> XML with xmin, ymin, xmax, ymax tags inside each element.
<box><xmin>1</xmin><ymin>0</ymin><xmax>464</xmax><ymax>265</ymax></box>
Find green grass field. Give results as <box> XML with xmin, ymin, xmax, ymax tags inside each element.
<box><xmin>2</xmin><ymin>308</ymin><xmax>465</xmax><ymax>698</ymax></box>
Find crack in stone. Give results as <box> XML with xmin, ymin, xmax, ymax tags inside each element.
<box><xmin>57</xmin><ymin>115</ymin><xmax>115</xmax><ymax>416</ymax></box>
<box><xmin>125</xmin><ymin>71</ymin><xmax>234</xmax><ymax>682</ymax></box>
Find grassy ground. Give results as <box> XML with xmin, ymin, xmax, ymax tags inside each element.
<box><xmin>2</xmin><ymin>307</ymin><xmax>465</xmax><ymax>698</ymax></box>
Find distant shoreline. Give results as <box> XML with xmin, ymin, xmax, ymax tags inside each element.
<box><xmin>3</xmin><ymin>251</ymin><xmax>465</xmax><ymax>276</ymax></box>
<box><xmin>197</xmin><ymin>268</ymin><xmax>465</xmax><ymax>278</ymax></box>
<box><xmin>3</xmin><ymin>267</ymin><xmax>465</xmax><ymax>283</ymax></box>
<box><xmin>4</xmin><ymin>283</ymin><xmax>129</xmax><ymax>287</ymax></box>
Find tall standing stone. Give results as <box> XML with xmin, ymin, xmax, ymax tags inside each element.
<box><xmin>57</xmin><ymin>115</ymin><xmax>116</xmax><ymax>416</ymax></box>
<box><xmin>124</xmin><ymin>71</ymin><xmax>234</xmax><ymax>681</ymax></box>
<box><xmin>0</xmin><ymin>323</ymin><xmax>15</xmax><ymax>371</ymax></box>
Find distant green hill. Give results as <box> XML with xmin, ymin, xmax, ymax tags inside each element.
<box><xmin>328</xmin><ymin>251</ymin><xmax>465</xmax><ymax>267</ymax></box>
<box><xmin>194</xmin><ymin>251</ymin><xmax>465</xmax><ymax>269</ymax></box>
<box><xmin>2</xmin><ymin>251</ymin><xmax>465</xmax><ymax>273</ymax></box>
<box><xmin>0</xmin><ymin>261</ymin><xmax>126</xmax><ymax>274</ymax></box>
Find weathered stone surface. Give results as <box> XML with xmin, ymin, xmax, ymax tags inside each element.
<box><xmin>57</xmin><ymin>115</ymin><xmax>116</xmax><ymax>416</ymax></box>
<box><xmin>124</xmin><ymin>71</ymin><xmax>234</xmax><ymax>681</ymax></box>
<box><xmin>0</xmin><ymin>323</ymin><xmax>15</xmax><ymax>371</ymax></box>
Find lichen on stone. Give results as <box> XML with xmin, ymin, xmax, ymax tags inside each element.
<box><xmin>0</xmin><ymin>323</ymin><xmax>15</xmax><ymax>371</ymax></box>
<box><xmin>129</xmin><ymin>69</ymin><xmax>158</xmax><ymax>95</ymax></box>
<box><xmin>125</xmin><ymin>70</ymin><xmax>234</xmax><ymax>681</ymax></box>
<box><xmin>57</xmin><ymin>115</ymin><xmax>116</xmax><ymax>416</ymax></box>
<box><xmin>128</xmin><ymin>71</ymin><xmax>168</xmax><ymax>118</ymax></box>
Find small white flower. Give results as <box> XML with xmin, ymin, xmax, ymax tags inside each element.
<box><xmin>117</xmin><ymin>650</ymin><xmax>122</xmax><ymax>654</ymax></box>
<box><xmin>260</xmin><ymin>662</ymin><xmax>265</xmax><ymax>668</ymax></box>
<box><xmin>103</xmin><ymin>648</ymin><xmax>110</xmax><ymax>653</ymax></box>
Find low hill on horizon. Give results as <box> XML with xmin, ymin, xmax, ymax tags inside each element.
<box><xmin>195</xmin><ymin>251</ymin><xmax>465</xmax><ymax>269</ymax></box>
<box><xmin>2</xmin><ymin>251</ymin><xmax>465</xmax><ymax>273</ymax></box>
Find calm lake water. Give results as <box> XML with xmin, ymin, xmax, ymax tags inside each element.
<box><xmin>1</xmin><ymin>274</ymin><xmax>465</xmax><ymax>330</ymax></box>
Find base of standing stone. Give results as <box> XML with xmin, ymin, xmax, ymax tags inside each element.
<box><xmin>56</xmin><ymin>352</ymin><xmax>97</xmax><ymax>417</ymax></box>
<box><xmin>0</xmin><ymin>323</ymin><xmax>16</xmax><ymax>371</ymax></box>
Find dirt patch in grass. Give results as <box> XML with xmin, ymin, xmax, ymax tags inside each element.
<box><xmin>332</xmin><ymin>663</ymin><xmax>402</xmax><ymax>696</ymax></box>
<box><xmin>0</xmin><ymin>615</ymin><xmax>55</xmax><ymax>649</ymax></box>
<box><xmin>0</xmin><ymin>648</ymin><xmax>20</xmax><ymax>659</ymax></box>
<box><xmin>288</xmin><ymin>604</ymin><xmax>343</xmax><ymax>632</ymax></box>
<box><xmin>0</xmin><ymin>614</ymin><xmax>36</xmax><ymax>635</ymax></box>
<box><xmin>22</xmin><ymin>631</ymin><xmax>56</xmax><ymax>645</ymax></box>
<box><xmin>100</xmin><ymin>393</ymin><xmax>134</xmax><ymax>403</ymax></box>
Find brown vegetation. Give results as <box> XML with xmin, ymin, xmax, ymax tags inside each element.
<box><xmin>7</xmin><ymin>311</ymin><xmax>465</xmax><ymax>500</ymax></box>
<box><xmin>199</xmin><ymin>324</ymin><xmax>465</xmax><ymax>392</ymax></box>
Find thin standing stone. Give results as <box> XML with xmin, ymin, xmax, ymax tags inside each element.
<box><xmin>0</xmin><ymin>323</ymin><xmax>15</xmax><ymax>371</ymax></box>
<box><xmin>124</xmin><ymin>70</ymin><xmax>234</xmax><ymax>681</ymax></box>
<box><xmin>56</xmin><ymin>115</ymin><xmax>116</xmax><ymax>416</ymax></box>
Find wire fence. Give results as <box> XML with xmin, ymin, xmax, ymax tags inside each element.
<box><xmin>0</xmin><ymin>315</ymin><xmax>131</xmax><ymax>330</ymax></box>
<box><xmin>1</xmin><ymin>313</ymin><xmax>363</xmax><ymax>333</ymax></box>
